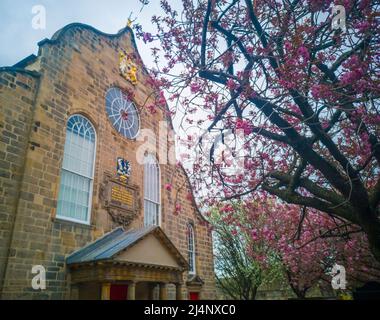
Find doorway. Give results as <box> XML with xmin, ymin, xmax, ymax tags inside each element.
<box><xmin>189</xmin><ymin>292</ymin><xmax>199</xmax><ymax>300</ymax></box>
<box><xmin>110</xmin><ymin>284</ymin><xmax>128</xmax><ymax>300</ymax></box>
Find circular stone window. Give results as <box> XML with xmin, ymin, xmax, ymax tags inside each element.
<box><xmin>105</xmin><ymin>87</ymin><xmax>140</xmax><ymax>139</ymax></box>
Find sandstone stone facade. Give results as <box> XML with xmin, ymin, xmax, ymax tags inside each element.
<box><xmin>0</xmin><ymin>23</ymin><xmax>215</xmax><ymax>300</ymax></box>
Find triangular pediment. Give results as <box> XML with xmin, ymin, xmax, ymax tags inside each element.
<box><xmin>115</xmin><ymin>233</ymin><xmax>180</xmax><ymax>268</ymax></box>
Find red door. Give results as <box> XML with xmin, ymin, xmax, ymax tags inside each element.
<box><xmin>189</xmin><ymin>292</ymin><xmax>199</xmax><ymax>300</ymax></box>
<box><xmin>110</xmin><ymin>284</ymin><xmax>128</xmax><ymax>300</ymax></box>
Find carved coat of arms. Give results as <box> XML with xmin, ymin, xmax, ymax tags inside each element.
<box><xmin>119</xmin><ymin>50</ymin><xmax>138</xmax><ymax>85</ymax></box>
<box><xmin>117</xmin><ymin>157</ymin><xmax>131</xmax><ymax>182</ymax></box>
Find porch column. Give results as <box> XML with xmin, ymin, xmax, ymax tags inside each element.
<box><xmin>127</xmin><ymin>281</ymin><xmax>136</xmax><ymax>300</ymax></box>
<box><xmin>148</xmin><ymin>283</ymin><xmax>156</xmax><ymax>300</ymax></box>
<box><xmin>101</xmin><ymin>283</ymin><xmax>111</xmax><ymax>300</ymax></box>
<box><xmin>159</xmin><ymin>283</ymin><xmax>168</xmax><ymax>300</ymax></box>
<box><xmin>176</xmin><ymin>283</ymin><xmax>183</xmax><ymax>300</ymax></box>
<box><xmin>70</xmin><ymin>284</ymin><xmax>80</xmax><ymax>300</ymax></box>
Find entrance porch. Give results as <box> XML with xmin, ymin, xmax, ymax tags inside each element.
<box><xmin>66</xmin><ymin>226</ymin><xmax>189</xmax><ymax>300</ymax></box>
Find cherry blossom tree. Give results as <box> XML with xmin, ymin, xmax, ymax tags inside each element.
<box><xmin>134</xmin><ymin>0</ymin><xmax>380</xmax><ymax>261</ymax></box>
<box><xmin>217</xmin><ymin>200</ymin><xmax>380</xmax><ymax>298</ymax></box>
<box><xmin>210</xmin><ymin>204</ymin><xmax>284</xmax><ymax>299</ymax></box>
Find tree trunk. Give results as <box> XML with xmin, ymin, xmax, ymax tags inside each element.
<box><xmin>357</xmin><ymin>210</ymin><xmax>380</xmax><ymax>263</ymax></box>
<box><xmin>286</xmin><ymin>270</ymin><xmax>308</xmax><ymax>299</ymax></box>
<box><xmin>249</xmin><ymin>286</ymin><xmax>258</xmax><ymax>300</ymax></box>
<box><xmin>293</xmin><ymin>289</ymin><xmax>306</xmax><ymax>300</ymax></box>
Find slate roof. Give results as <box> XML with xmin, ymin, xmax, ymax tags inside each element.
<box><xmin>66</xmin><ymin>225</ymin><xmax>157</xmax><ymax>265</ymax></box>
<box><xmin>12</xmin><ymin>54</ymin><xmax>37</xmax><ymax>68</ymax></box>
<box><xmin>187</xmin><ymin>274</ymin><xmax>204</xmax><ymax>286</ymax></box>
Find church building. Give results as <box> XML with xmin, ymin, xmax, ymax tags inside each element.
<box><xmin>0</xmin><ymin>23</ymin><xmax>216</xmax><ymax>300</ymax></box>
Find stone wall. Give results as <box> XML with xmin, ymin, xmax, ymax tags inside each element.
<box><xmin>0</xmin><ymin>69</ymin><xmax>40</xmax><ymax>296</ymax></box>
<box><xmin>0</xmin><ymin>24</ymin><xmax>215</xmax><ymax>299</ymax></box>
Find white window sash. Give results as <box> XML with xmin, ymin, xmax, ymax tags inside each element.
<box><xmin>143</xmin><ymin>156</ymin><xmax>161</xmax><ymax>226</ymax></box>
<box><xmin>57</xmin><ymin>115</ymin><xmax>96</xmax><ymax>225</ymax></box>
<box><xmin>188</xmin><ymin>226</ymin><xmax>196</xmax><ymax>274</ymax></box>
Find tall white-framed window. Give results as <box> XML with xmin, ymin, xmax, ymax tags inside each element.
<box><xmin>56</xmin><ymin>114</ymin><xmax>96</xmax><ymax>224</ymax></box>
<box><xmin>188</xmin><ymin>224</ymin><xmax>196</xmax><ymax>274</ymax></box>
<box><xmin>144</xmin><ymin>154</ymin><xmax>161</xmax><ymax>226</ymax></box>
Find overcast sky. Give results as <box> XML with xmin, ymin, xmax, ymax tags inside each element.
<box><xmin>0</xmin><ymin>0</ymin><xmax>162</xmax><ymax>67</ymax></box>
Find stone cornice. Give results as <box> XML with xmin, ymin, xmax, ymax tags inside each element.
<box><xmin>0</xmin><ymin>67</ymin><xmax>40</xmax><ymax>78</ymax></box>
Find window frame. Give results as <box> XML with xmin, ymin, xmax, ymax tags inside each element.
<box><xmin>105</xmin><ymin>87</ymin><xmax>141</xmax><ymax>140</ymax></box>
<box><xmin>143</xmin><ymin>154</ymin><xmax>161</xmax><ymax>227</ymax></box>
<box><xmin>56</xmin><ymin>114</ymin><xmax>97</xmax><ymax>225</ymax></box>
<box><xmin>188</xmin><ymin>224</ymin><xmax>196</xmax><ymax>275</ymax></box>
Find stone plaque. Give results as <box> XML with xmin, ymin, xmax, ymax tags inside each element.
<box><xmin>100</xmin><ymin>172</ymin><xmax>140</xmax><ymax>226</ymax></box>
<box><xmin>110</xmin><ymin>183</ymin><xmax>134</xmax><ymax>209</ymax></box>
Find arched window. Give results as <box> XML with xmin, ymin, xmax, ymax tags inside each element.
<box><xmin>57</xmin><ymin>114</ymin><xmax>96</xmax><ymax>224</ymax></box>
<box><xmin>188</xmin><ymin>224</ymin><xmax>196</xmax><ymax>274</ymax></box>
<box><xmin>144</xmin><ymin>154</ymin><xmax>160</xmax><ymax>226</ymax></box>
